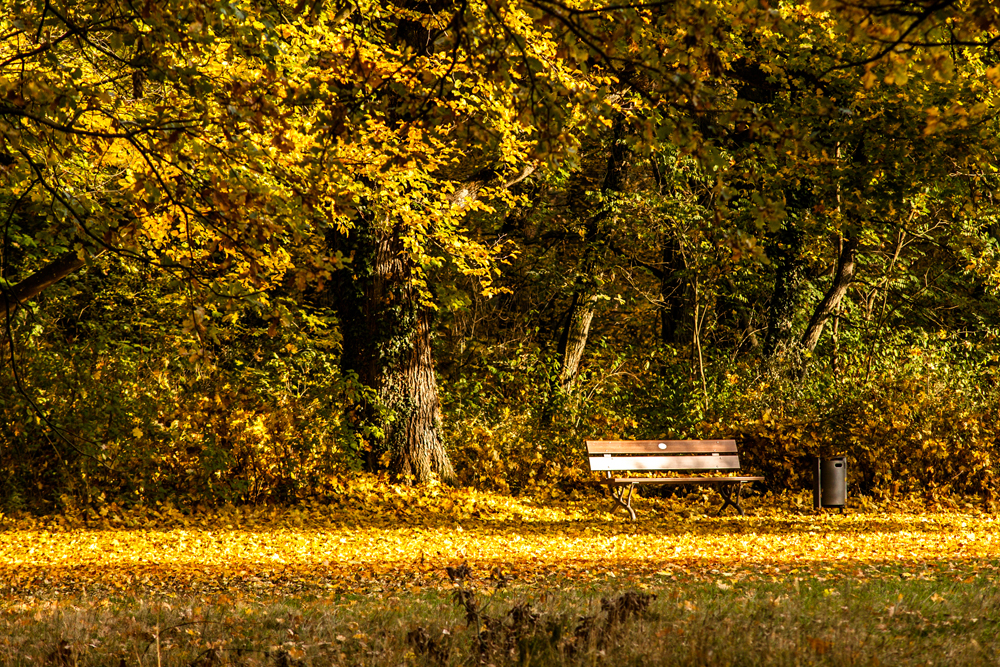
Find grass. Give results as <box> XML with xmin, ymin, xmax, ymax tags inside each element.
<box><xmin>4</xmin><ymin>575</ymin><xmax>1000</xmax><ymax>666</ymax></box>
<box><xmin>2</xmin><ymin>489</ymin><xmax>1000</xmax><ymax>665</ymax></box>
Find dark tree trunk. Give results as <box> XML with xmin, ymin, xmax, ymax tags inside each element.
<box><xmin>801</xmin><ymin>233</ymin><xmax>859</xmax><ymax>352</ymax></box>
<box><xmin>2</xmin><ymin>250</ymin><xmax>86</xmax><ymax>320</ymax></box>
<box><xmin>328</xmin><ymin>163</ymin><xmax>533</xmax><ymax>483</ymax></box>
<box><xmin>659</xmin><ymin>234</ymin><xmax>688</xmax><ymax>345</ymax></box>
<box><xmin>326</xmin><ymin>8</ymin><xmax>467</xmax><ymax>484</ymax></box>
<box><xmin>331</xmin><ymin>161</ymin><xmax>534</xmax><ymax>481</ymax></box>
<box><xmin>763</xmin><ymin>225</ymin><xmax>806</xmax><ymax>358</ymax></box>
<box><xmin>555</xmin><ymin>117</ymin><xmax>629</xmax><ymax>390</ymax></box>
<box><xmin>2</xmin><ymin>216</ymin><xmax>118</xmax><ymax>322</ymax></box>
<box><xmin>336</xmin><ymin>221</ymin><xmax>456</xmax><ymax>484</ymax></box>
<box><xmin>2</xmin><ymin>234</ymin><xmax>112</xmax><ymax>365</ymax></box>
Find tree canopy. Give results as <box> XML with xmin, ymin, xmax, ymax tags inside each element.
<box><xmin>3</xmin><ymin>0</ymin><xmax>1000</xmax><ymax>510</ymax></box>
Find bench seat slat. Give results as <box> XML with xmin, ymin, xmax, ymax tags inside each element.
<box><xmin>587</xmin><ymin>440</ymin><xmax>737</xmax><ymax>454</ymax></box>
<box><xmin>589</xmin><ymin>455</ymin><xmax>741</xmax><ymax>471</ymax></box>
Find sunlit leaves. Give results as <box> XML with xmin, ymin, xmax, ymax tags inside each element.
<box><xmin>2</xmin><ymin>494</ymin><xmax>999</xmax><ymax>598</ymax></box>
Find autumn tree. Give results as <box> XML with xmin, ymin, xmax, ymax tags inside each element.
<box><xmin>1</xmin><ymin>0</ymin><xmax>618</xmax><ymax>485</ymax></box>
<box><xmin>6</xmin><ymin>0</ymin><xmax>1000</xmax><ymax>506</ymax></box>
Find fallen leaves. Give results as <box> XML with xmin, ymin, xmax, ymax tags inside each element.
<box><xmin>2</xmin><ymin>492</ymin><xmax>1000</xmax><ymax>598</ymax></box>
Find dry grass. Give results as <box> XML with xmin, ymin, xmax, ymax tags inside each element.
<box><xmin>3</xmin><ymin>573</ymin><xmax>1000</xmax><ymax>666</ymax></box>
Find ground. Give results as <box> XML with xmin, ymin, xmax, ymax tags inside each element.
<box><xmin>2</xmin><ymin>486</ymin><xmax>998</xmax><ymax>665</ymax></box>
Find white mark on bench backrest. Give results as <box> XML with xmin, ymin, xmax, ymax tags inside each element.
<box><xmin>658</xmin><ymin>443</ymin><xmax>667</xmax><ymax>449</ymax></box>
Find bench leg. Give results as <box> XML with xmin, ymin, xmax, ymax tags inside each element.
<box><xmin>716</xmin><ymin>482</ymin><xmax>744</xmax><ymax>516</ymax></box>
<box><xmin>609</xmin><ymin>484</ymin><xmax>637</xmax><ymax>521</ymax></box>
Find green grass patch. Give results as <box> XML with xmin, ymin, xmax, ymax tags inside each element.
<box><xmin>3</xmin><ymin>571</ymin><xmax>999</xmax><ymax>666</ymax></box>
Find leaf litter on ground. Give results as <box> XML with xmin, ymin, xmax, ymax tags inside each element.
<box><xmin>2</xmin><ymin>484</ymin><xmax>999</xmax><ymax>599</ymax></box>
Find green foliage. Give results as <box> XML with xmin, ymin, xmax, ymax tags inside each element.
<box><xmin>440</xmin><ymin>319</ymin><xmax>1000</xmax><ymax>499</ymax></box>
<box><xmin>0</xmin><ymin>260</ymin><xmax>363</xmax><ymax>511</ymax></box>
<box><xmin>6</xmin><ymin>0</ymin><xmax>1000</xmax><ymax>506</ymax></box>
<box><xmin>727</xmin><ymin>335</ymin><xmax>1000</xmax><ymax>499</ymax></box>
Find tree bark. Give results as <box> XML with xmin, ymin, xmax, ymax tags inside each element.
<box><xmin>335</xmin><ymin>234</ymin><xmax>453</xmax><ymax>484</ymax></box>
<box><xmin>394</xmin><ymin>308</ymin><xmax>454</xmax><ymax>481</ymax></box>
<box><xmin>555</xmin><ymin>117</ymin><xmax>629</xmax><ymax>390</ymax></box>
<box><xmin>2</xmin><ymin>216</ymin><xmax>120</xmax><ymax>322</ymax></box>
<box><xmin>801</xmin><ymin>233</ymin><xmax>859</xmax><ymax>352</ymax></box>
<box><xmin>335</xmin><ymin>220</ymin><xmax>456</xmax><ymax>485</ymax></box>
<box><xmin>2</xmin><ymin>246</ymin><xmax>110</xmax><ymax>367</ymax></box>
<box><xmin>2</xmin><ymin>250</ymin><xmax>86</xmax><ymax>320</ymax></box>
<box><xmin>557</xmin><ymin>286</ymin><xmax>599</xmax><ymax>391</ymax></box>
<box><xmin>762</xmin><ymin>225</ymin><xmax>806</xmax><ymax>358</ymax></box>
<box><xmin>325</xmin><ymin>5</ymin><xmax>544</xmax><ymax>484</ymax></box>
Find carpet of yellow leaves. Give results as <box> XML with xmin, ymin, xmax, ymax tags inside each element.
<box><xmin>3</xmin><ymin>488</ymin><xmax>998</xmax><ymax>598</ymax></box>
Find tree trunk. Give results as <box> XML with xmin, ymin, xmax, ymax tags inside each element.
<box><xmin>659</xmin><ymin>234</ymin><xmax>688</xmax><ymax>345</ymax></box>
<box><xmin>327</xmin><ymin>5</ymin><xmax>548</xmax><ymax>484</ymax></box>
<box><xmin>557</xmin><ymin>286</ymin><xmax>599</xmax><ymax>391</ymax></box>
<box><xmin>336</xmin><ymin>221</ymin><xmax>456</xmax><ymax>484</ymax></box>
<box><xmin>328</xmin><ymin>158</ymin><xmax>534</xmax><ymax>481</ymax></box>
<box><xmin>762</xmin><ymin>225</ymin><xmax>806</xmax><ymax>358</ymax></box>
<box><xmin>1</xmin><ymin>250</ymin><xmax>86</xmax><ymax>321</ymax></box>
<box><xmin>394</xmin><ymin>309</ymin><xmax>454</xmax><ymax>481</ymax></box>
<box><xmin>2</xmin><ymin>242</ymin><xmax>110</xmax><ymax>367</ymax></box>
<box><xmin>801</xmin><ymin>233</ymin><xmax>859</xmax><ymax>352</ymax></box>
<box><xmin>554</xmin><ymin>116</ymin><xmax>628</xmax><ymax>390</ymax></box>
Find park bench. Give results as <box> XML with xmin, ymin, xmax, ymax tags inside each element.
<box><xmin>587</xmin><ymin>439</ymin><xmax>764</xmax><ymax>521</ymax></box>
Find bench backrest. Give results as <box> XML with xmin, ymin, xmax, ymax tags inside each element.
<box><xmin>586</xmin><ymin>439</ymin><xmax>741</xmax><ymax>473</ymax></box>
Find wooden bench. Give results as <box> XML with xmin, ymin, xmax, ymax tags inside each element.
<box><xmin>587</xmin><ymin>439</ymin><xmax>764</xmax><ymax>520</ymax></box>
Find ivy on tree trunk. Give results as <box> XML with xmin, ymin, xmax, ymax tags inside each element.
<box><xmin>334</xmin><ymin>221</ymin><xmax>455</xmax><ymax>485</ymax></box>
<box><xmin>763</xmin><ymin>225</ymin><xmax>806</xmax><ymax>359</ymax></box>
<box><xmin>555</xmin><ymin>116</ymin><xmax>629</xmax><ymax>392</ymax></box>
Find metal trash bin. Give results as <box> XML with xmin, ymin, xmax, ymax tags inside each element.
<box><xmin>813</xmin><ymin>456</ymin><xmax>847</xmax><ymax>509</ymax></box>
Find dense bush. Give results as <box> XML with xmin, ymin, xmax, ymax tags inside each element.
<box><xmin>444</xmin><ymin>333</ymin><xmax>1000</xmax><ymax>501</ymax></box>
<box><xmin>0</xmin><ymin>264</ymin><xmax>362</xmax><ymax>512</ymax></box>
<box><xmin>4</xmin><ymin>262</ymin><xmax>999</xmax><ymax>512</ymax></box>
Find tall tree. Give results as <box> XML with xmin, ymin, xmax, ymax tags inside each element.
<box><xmin>556</xmin><ymin>117</ymin><xmax>629</xmax><ymax>392</ymax></box>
